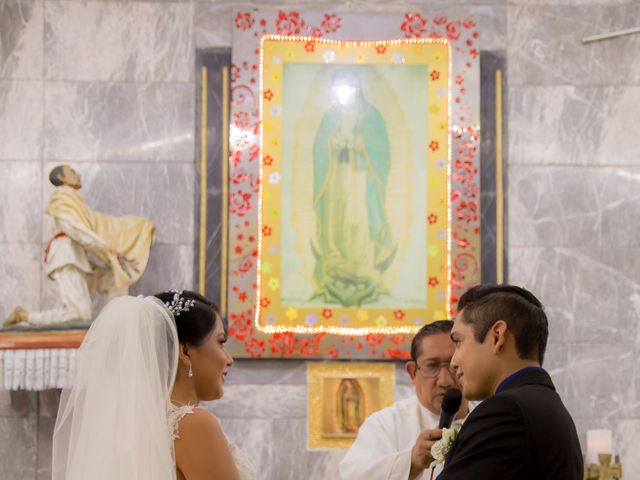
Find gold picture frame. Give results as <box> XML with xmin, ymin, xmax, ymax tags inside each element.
<box><xmin>307</xmin><ymin>362</ymin><xmax>395</xmax><ymax>449</ymax></box>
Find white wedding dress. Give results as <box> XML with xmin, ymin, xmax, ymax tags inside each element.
<box><xmin>168</xmin><ymin>403</ymin><xmax>257</xmax><ymax>480</ymax></box>
<box><xmin>52</xmin><ymin>296</ymin><xmax>255</xmax><ymax>480</ymax></box>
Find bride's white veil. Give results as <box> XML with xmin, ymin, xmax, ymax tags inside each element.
<box><xmin>52</xmin><ymin>296</ymin><xmax>179</xmax><ymax>480</ymax></box>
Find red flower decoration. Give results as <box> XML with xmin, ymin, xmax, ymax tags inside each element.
<box><xmin>263</xmin><ymin>90</ymin><xmax>273</xmax><ymax>101</ymax></box>
<box><xmin>233</xmin><ymin>112</ymin><xmax>250</xmax><ymax>128</ymax></box>
<box><xmin>469</xmin><ymin>49</ymin><xmax>478</xmax><ymax>59</ymax></box>
<box><xmin>263</xmin><ymin>155</ymin><xmax>273</xmax><ymax>166</ymax></box>
<box><xmin>462</xmin><ymin>19</ymin><xmax>477</xmax><ymax>29</ymax></box>
<box><xmin>321</xmin><ymin>13</ymin><xmax>341</xmax><ymax>33</ymax></box>
<box><xmin>238</xmin><ymin>291</ymin><xmax>248</xmax><ymax>302</ymax></box>
<box><xmin>445</xmin><ymin>22</ymin><xmax>461</xmax><ymax>41</ymax></box>
<box><xmin>322</xmin><ymin>309</ymin><xmax>333</xmax><ymax>319</ymax></box>
<box><xmin>304</xmin><ymin>41</ymin><xmax>315</xmax><ymax>52</ymax></box>
<box><xmin>234</xmin><ymin>12</ymin><xmax>255</xmax><ymax>31</ymax></box>
<box><xmin>458</xmin><ymin>238</ymin><xmax>469</xmax><ymax>248</ymax></box>
<box><xmin>454</xmin><ymin>75</ymin><xmax>464</xmax><ymax>85</ymax></box>
<box><xmin>275</xmin><ymin>10</ymin><xmax>306</xmax><ymax>36</ymax></box>
<box><xmin>262</xmin><ymin>225</ymin><xmax>272</xmax><ymax>236</ymax></box>
<box><xmin>430</xmin><ymin>70</ymin><xmax>440</xmax><ymax>81</ymax></box>
<box><xmin>428</xmin><ymin>213</ymin><xmax>438</xmax><ymax>225</ymax></box>
<box><xmin>260</xmin><ymin>297</ymin><xmax>271</xmax><ymax>308</ymax></box>
<box><xmin>429</xmin><ymin>140</ymin><xmax>439</xmax><ymax>152</ymax></box>
<box><xmin>401</xmin><ymin>13</ymin><xmax>427</xmax><ymax>39</ymax></box>
<box><xmin>229</xmin><ymin>190</ymin><xmax>252</xmax><ymax>217</ymax></box>
<box><xmin>434</xmin><ymin>15</ymin><xmax>448</xmax><ymax>26</ymax></box>
<box><xmin>428</xmin><ymin>277</ymin><xmax>439</xmax><ymax>287</ymax></box>
<box><xmin>244</xmin><ymin>338</ymin><xmax>265</xmax><ymax>358</ymax></box>
<box><xmin>230</xmin><ymin>64</ymin><xmax>241</xmax><ymax>83</ymax></box>
<box><xmin>393</xmin><ymin>310</ymin><xmax>405</xmax><ymax>320</ymax></box>
<box><xmin>375</xmin><ymin>44</ymin><xmax>387</xmax><ymax>54</ymax></box>
<box><xmin>311</xmin><ymin>28</ymin><xmax>323</xmax><ymax>38</ymax></box>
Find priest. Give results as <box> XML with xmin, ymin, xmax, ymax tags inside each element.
<box><xmin>339</xmin><ymin>321</ymin><xmax>469</xmax><ymax>480</ymax></box>
<box><xmin>4</xmin><ymin>165</ymin><xmax>154</xmax><ymax>326</ymax></box>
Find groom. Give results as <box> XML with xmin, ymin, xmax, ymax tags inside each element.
<box><xmin>438</xmin><ymin>285</ymin><xmax>583</xmax><ymax>479</ymax></box>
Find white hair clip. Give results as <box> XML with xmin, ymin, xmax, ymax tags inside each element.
<box><xmin>165</xmin><ymin>290</ymin><xmax>195</xmax><ymax>317</ymax></box>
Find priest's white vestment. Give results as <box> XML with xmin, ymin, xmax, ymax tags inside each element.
<box><xmin>339</xmin><ymin>395</ymin><xmax>443</xmax><ymax>480</ymax></box>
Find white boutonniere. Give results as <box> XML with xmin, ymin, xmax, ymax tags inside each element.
<box><xmin>430</xmin><ymin>420</ymin><xmax>464</xmax><ymax>468</ymax></box>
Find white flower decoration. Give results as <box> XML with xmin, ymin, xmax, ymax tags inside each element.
<box><xmin>270</xmin><ymin>106</ymin><xmax>282</xmax><ymax>117</ymax></box>
<box><xmin>430</xmin><ymin>421</ymin><xmax>463</xmax><ymax>468</ymax></box>
<box><xmin>269</xmin><ymin>172</ymin><xmax>281</xmax><ymax>184</ymax></box>
<box><xmin>392</xmin><ymin>53</ymin><xmax>405</xmax><ymax>64</ymax></box>
<box><xmin>272</xmin><ymin>55</ymin><xmax>281</xmax><ymax>64</ymax></box>
<box><xmin>323</xmin><ymin>51</ymin><xmax>336</xmax><ymax>63</ymax></box>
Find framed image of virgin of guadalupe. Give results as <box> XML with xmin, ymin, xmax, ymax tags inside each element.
<box><xmin>257</xmin><ymin>36</ymin><xmax>450</xmax><ymax>334</ymax></box>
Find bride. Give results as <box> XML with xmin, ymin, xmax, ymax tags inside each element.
<box><xmin>52</xmin><ymin>290</ymin><xmax>256</xmax><ymax>480</ymax></box>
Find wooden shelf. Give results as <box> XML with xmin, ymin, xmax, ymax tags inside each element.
<box><xmin>0</xmin><ymin>330</ymin><xmax>86</xmax><ymax>350</ymax></box>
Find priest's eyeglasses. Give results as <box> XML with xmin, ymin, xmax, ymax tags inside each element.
<box><xmin>415</xmin><ymin>362</ymin><xmax>456</xmax><ymax>378</ymax></box>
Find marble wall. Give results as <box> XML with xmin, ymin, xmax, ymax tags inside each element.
<box><xmin>1</xmin><ymin>0</ymin><xmax>639</xmax><ymax>478</ymax></box>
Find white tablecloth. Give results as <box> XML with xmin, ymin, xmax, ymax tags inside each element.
<box><xmin>0</xmin><ymin>348</ymin><xmax>77</xmax><ymax>390</ymax></box>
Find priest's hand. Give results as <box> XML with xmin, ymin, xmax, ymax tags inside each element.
<box><xmin>409</xmin><ymin>428</ymin><xmax>442</xmax><ymax>479</ymax></box>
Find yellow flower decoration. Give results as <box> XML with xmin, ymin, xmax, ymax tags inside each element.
<box><xmin>262</xmin><ymin>261</ymin><xmax>273</xmax><ymax>275</ymax></box>
<box><xmin>434</xmin><ymin>52</ymin><xmax>442</xmax><ymax>61</ymax></box>
<box><xmin>285</xmin><ymin>307</ymin><xmax>298</xmax><ymax>320</ymax></box>
<box><xmin>356</xmin><ymin>309</ymin><xmax>368</xmax><ymax>321</ymax></box>
<box><xmin>427</xmin><ymin>245</ymin><xmax>440</xmax><ymax>257</ymax></box>
<box><xmin>429</xmin><ymin>104</ymin><xmax>440</xmax><ymax>115</ymax></box>
<box><xmin>375</xmin><ymin>315</ymin><xmax>388</xmax><ymax>327</ymax></box>
<box><xmin>268</xmin><ymin>277</ymin><xmax>280</xmax><ymax>291</ymax></box>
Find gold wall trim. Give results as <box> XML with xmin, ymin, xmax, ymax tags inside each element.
<box><xmin>220</xmin><ymin>66</ymin><xmax>230</xmax><ymax>317</ymax></box>
<box><xmin>495</xmin><ymin>69</ymin><xmax>504</xmax><ymax>284</ymax></box>
<box><xmin>198</xmin><ymin>66</ymin><xmax>208</xmax><ymax>295</ymax></box>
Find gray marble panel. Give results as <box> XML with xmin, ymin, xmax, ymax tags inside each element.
<box><xmin>203</xmin><ymin>384</ymin><xmax>306</xmax><ymax>419</ymax></box>
<box><xmin>510</xmin><ymin>86</ymin><xmax>640</xmax><ymax>166</ymax></box>
<box><xmin>195</xmin><ymin>3</ymin><xmax>234</xmax><ymax>48</ymax></box>
<box><xmin>508</xmin><ymin>4</ymin><xmax>640</xmax><ymax>85</ymax></box>
<box><xmin>509</xmin><ymin>247</ymin><xmax>640</xmax><ymax>344</ymax></box>
<box><xmin>0</xmin><ymin>0</ymin><xmax>43</xmax><ymax>79</ymax></box>
<box><xmin>0</xmin><ymin>80</ymin><xmax>42</xmax><ymax>160</ymax></box>
<box><xmin>560</xmin><ymin>344</ymin><xmax>636</xmax><ymax>421</ymax></box>
<box><xmin>44</xmin><ymin>82</ymin><xmax>194</xmax><ymax>163</ymax></box>
<box><xmin>44</xmin><ymin>2</ymin><xmax>194</xmax><ymax>82</ymax></box>
<box><xmin>129</xmin><ymin>244</ymin><xmax>194</xmax><ymax>296</ymax></box>
<box><xmin>224</xmin><ymin>359</ymin><xmax>307</xmax><ymax>385</ymax></box>
<box><xmin>510</xmin><ymin>0</ymin><xmax>634</xmax><ymax>4</ymax></box>
<box><xmin>37</xmin><ymin>389</ymin><xmax>61</xmax><ymax>419</ymax></box>
<box><xmin>0</xmin><ymin>417</ymin><xmax>37</xmax><ymax>480</ymax></box>
<box><xmin>509</xmin><ymin>166</ymin><xmax>640</xmax><ymax>249</ymax></box>
<box><xmin>0</xmin><ymin>162</ymin><xmax>42</xmax><ymax>243</ymax></box>
<box><xmin>0</xmin><ymin>390</ymin><xmax>30</xmax><ymax>418</ymax></box>
<box><xmin>0</xmin><ymin>244</ymin><xmax>41</xmax><ymax>322</ymax></box>
<box><xmin>41</xmin><ymin>162</ymin><xmax>195</xmax><ymax>245</ymax></box>
<box><xmin>36</xmin><ymin>417</ymin><xmax>53</xmax><ymax>480</ymax></box>
<box><xmin>615</xmin><ymin>420</ymin><xmax>640</xmax><ymax>479</ymax></box>
<box><xmin>219</xmin><ymin>417</ymin><xmax>347</xmax><ymax>480</ymax></box>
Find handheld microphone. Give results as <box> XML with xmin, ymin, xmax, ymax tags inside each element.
<box><xmin>438</xmin><ymin>388</ymin><xmax>462</xmax><ymax>429</ymax></box>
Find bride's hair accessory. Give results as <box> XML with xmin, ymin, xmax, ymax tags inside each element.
<box><xmin>164</xmin><ymin>290</ymin><xmax>196</xmax><ymax>317</ymax></box>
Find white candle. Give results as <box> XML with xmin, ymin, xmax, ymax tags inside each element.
<box><xmin>586</xmin><ymin>429</ymin><xmax>613</xmax><ymax>465</ymax></box>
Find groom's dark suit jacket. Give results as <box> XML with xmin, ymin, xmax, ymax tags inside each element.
<box><xmin>438</xmin><ymin>367</ymin><xmax>583</xmax><ymax>480</ymax></box>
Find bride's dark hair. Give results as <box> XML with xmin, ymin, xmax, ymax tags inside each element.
<box><xmin>153</xmin><ymin>290</ymin><xmax>221</xmax><ymax>346</ymax></box>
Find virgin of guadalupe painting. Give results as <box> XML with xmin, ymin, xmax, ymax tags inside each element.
<box><xmin>312</xmin><ymin>70</ymin><xmax>397</xmax><ymax>307</ymax></box>
<box><xmin>336</xmin><ymin>378</ymin><xmax>365</xmax><ymax>434</ymax></box>
<box><xmin>258</xmin><ymin>37</ymin><xmax>450</xmax><ymax>334</ymax></box>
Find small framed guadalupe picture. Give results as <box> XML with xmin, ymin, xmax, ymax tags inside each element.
<box><xmin>307</xmin><ymin>362</ymin><xmax>395</xmax><ymax>449</ymax></box>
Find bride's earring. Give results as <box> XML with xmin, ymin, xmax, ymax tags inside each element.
<box><xmin>188</xmin><ymin>363</ymin><xmax>193</xmax><ymax>377</ymax></box>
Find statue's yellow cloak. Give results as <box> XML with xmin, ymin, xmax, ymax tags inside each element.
<box><xmin>47</xmin><ymin>186</ymin><xmax>155</xmax><ymax>290</ymax></box>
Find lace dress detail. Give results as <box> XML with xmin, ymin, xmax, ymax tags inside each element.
<box><xmin>167</xmin><ymin>403</ymin><xmax>256</xmax><ymax>480</ymax></box>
